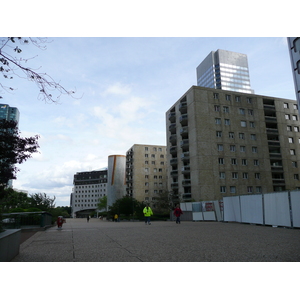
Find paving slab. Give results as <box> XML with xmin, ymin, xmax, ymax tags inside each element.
<box><xmin>11</xmin><ymin>218</ymin><xmax>300</xmax><ymax>262</ymax></box>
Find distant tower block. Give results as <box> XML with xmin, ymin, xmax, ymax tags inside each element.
<box><xmin>107</xmin><ymin>155</ymin><xmax>126</xmax><ymax>208</ymax></box>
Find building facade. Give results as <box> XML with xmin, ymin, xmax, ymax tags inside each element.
<box><xmin>287</xmin><ymin>37</ymin><xmax>300</xmax><ymax>110</ymax></box>
<box><xmin>71</xmin><ymin>169</ymin><xmax>107</xmax><ymax>217</ymax></box>
<box><xmin>0</xmin><ymin>104</ymin><xmax>20</xmax><ymax>187</ymax></box>
<box><xmin>107</xmin><ymin>155</ymin><xmax>126</xmax><ymax>208</ymax></box>
<box><xmin>196</xmin><ymin>49</ymin><xmax>253</xmax><ymax>94</ymax></box>
<box><xmin>126</xmin><ymin>144</ymin><xmax>167</xmax><ymax>205</ymax></box>
<box><xmin>166</xmin><ymin>86</ymin><xmax>300</xmax><ymax>202</ymax></box>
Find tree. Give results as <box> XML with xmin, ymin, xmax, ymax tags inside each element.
<box><xmin>0</xmin><ymin>119</ymin><xmax>39</xmax><ymax>187</ymax></box>
<box><xmin>0</xmin><ymin>37</ymin><xmax>76</xmax><ymax>103</ymax></box>
<box><xmin>97</xmin><ymin>195</ymin><xmax>107</xmax><ymax>211</ymax></box>
<box><xmin>108</xmin><ymin>196</ymin><xmax>144</xmax><ymax>219</ymax></box>
<box><xmin>29</xmin><ymin>193</ymin><xmax>56</xmax><ymax>211</ymax></box>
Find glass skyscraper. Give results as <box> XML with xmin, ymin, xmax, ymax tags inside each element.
<box><xmin>0</xmin><ymin>104</ymin><xmax>20</xmax><ymax>124</ymax></box>
<box><xmin>196</xmin><ymin>49</ymin><xmax>254</xmax><ymax>94</ymax></box>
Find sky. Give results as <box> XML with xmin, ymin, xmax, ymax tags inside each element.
<box><xmin>1</xmin><ymin>37</ymin><xmax>296</xmax><ymax>207</ymax></box>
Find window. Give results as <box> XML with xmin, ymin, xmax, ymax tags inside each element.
<box><xmin>226</xmin><ymin>94</ymin><xmax>231</xmax><ymax>101</ymax></box>
<box><xmin>255</xmin><ymin>173</ymin><xmax>260</xmax><ymax>179</ymax></box>
<box><xmin>145</xmin><ymin>161</ymin><xmax>148</xmax><ymax>164</ymax></box>
<box><xmin>285</xmin><ymin>114</ymin><xmax>290</xmax><ymax>120</ymax></box>
<box><xmin>224</xmin><ymin>119</ymin><xmax>230</xmax><ymax>125</ymax></box>
<box><xmin>247</xmin><ymin>186</ymin><xmax>253</xmax><ymax>193</ymax></box>
<box><xmin>242</xmin><ymin>159</ymin><xmax>247</xmax><ymax>166</ymax></box>
<box><xmin>145</xmin><ymin>154</ymin><xmax>148</xmax><ymax>158</ymax></box>
<box><xmin>220</xmin><ymin>186</ymin><xmax>226</xmax><ymax>193</ymax></box>
<box><xmin>145</xmin><ymin>168</ymin><xmax>149</xmax><ymax>172</ymax></box>
<box><xmin>292</xmin><ymin>161</ymin><xmax>298</xmax><ymax>168</ymax></box>
<box><xmin>219</xmin><ymin>172</ymin><xmax>225</xmax><ymax>179</ymax></box>
<box><xmin>256</xmin><ymin>186</ymin><xmax>262</xmax><ymax>193</ymax></box>
<box><xmin>290</xmin><ymin>149</ymin><xmax>296</xmax><ymax>155</ymax></box>
<box><xmin>293</xmin><ymin>115</ymin><xmax>298</xmax><ymax>121</ymax></box>
<box><xmin>239</xmin><ymin>108</ymin><xmax>245</xmax><ymax>115</ymax></box>
<box><xmin>240</xmin><ymin>146</ymin><xmax>246</xmax><ymax>152</ymax></box>
<box><xmin>213</xmin><ymin>93</ymin><xmax>219</xmax><ymax>99</ymax></box>
<box><xmin>230</xmin><ymin>145</ymin><xmax>236</xmax><ymax>152</ymax></box>
<box><xmin>249</xmin><ymin>122</ymin><xmax>255</xmax><ymax>128</ymax></box>
<box><xmin>251</xmin><ymin>134</ymin><xmax>256</xmax><ymax>140</ymax></box>
<box><xmin>231</xmin><ymin>158</ymin><xmax>237</xmax><ymax>165</ymax></box>
<box><xmin>287</xmin><ymin>125</ymin><xmax>292</xmax><ymax>131</ymax></box>
<box><xmin>145</xmin><ymin>147</ymin><xmax>148</xmax><ymax>151</ymax></box>
<box><xmin>252</xmin><ymin>147</ymin><xmax>258</xmax><ymax>153</ymax></box>
<box><xmin>294</xmin><ymin>174</ymin><xmax>299</xmax><ymax>180</ymax></box>
<box><xmin>230</xmin><ymin>186</ymin><xmax>236</xmax><ymax>193</ymax></box>
<box><xmin>215</xmin><ymin>105</ymin><xmax>220</xmax><ymax>112</ymax></box>
<box><xmin>243</xmin><ymin>172</ymin><xmax>248</xmax><ymax>179</ymax></box>
<box><xmin>248</xmin><ymin>109</ymin><xmax>254</xmax><ymax>116</ymax></box>
<box><xmin>216</xmin><ymin>131</ymin><xmax>222</xmax><ymax>137</ymax></box>
<box><xmin>151</xmin><ymin>161</ymin><xmax>155</xmax><ymax>165</ymax></box>
<box><xmin>284</xmin><ymin>103</ymin><xmax>289</xmax><ymax>108</ymax></box>
<box><xmin>223</xmin><ymin>106</ymin><xmax>229</xmax><ymax>113</ymax></box>
<box><xmin>241</xmin><ymin>121</ymin><xmax>247</xmax><ymax>127</ymax></box>
<box><xmin>232</xmin><ymin>172</ymin><xmax>238</xmax><ymax>179</ymax></box>
<box><xmin>219</xmin><ymin>158</ymin><xmax>224</xmax><ymax>165</ymax></box>
<box><xmin>217</xmin><ymin>144</ymin><xmax>223</xmax><ymax>151</ymax></box>
<box><xmin>247</xmin><ymin>97</ymin><xmax>252</xmax><ymax>104</ymax></box>
<box><xmin>215</xmin><ymin>118</ymin><xmax>221</xmax><ymax>124</ymax></box>
<box><xmin>254</xmin><ymin>159</ymin><xmax>259</xmax><ymax>166</ymax></box>
<box><xmin>235</xmin><ymin>96</ymin><xmax>241</xmax><ymax>102</ymax></box>
<box><xmin>229</xmin><ymin>132</ymin><xmax>234</xmax><ymax>138</ymax></box>
<box><xmin>289</xmin><ymin>137</ymin><xmax>294</xmax><ymax>143</ymax></box>
<box><xmin>294</xmin><ymin>104</ymin><xmax>298</xmax><ymax>110</ymax></box>
<box><xmin>151</xmin><ymin>154</ymin><xmax>155</xmax><ymax>158</ymax></box>
<box><xmin>294</xmin><ymin>126</ymin><xmax>299</xmax><ymax>132</ymax></box>
<box><xmin>239</xmin><ymin>133</ymin><xmax>245</xmax><ymax>139</ymax></box>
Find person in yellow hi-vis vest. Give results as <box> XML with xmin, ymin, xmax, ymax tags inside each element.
<box><xmin>143</xmin><ymin>204</ymin><xmax>153</xmax><ymax>225</ymax></box>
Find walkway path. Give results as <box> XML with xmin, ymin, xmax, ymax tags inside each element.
<box><xmin>12</xmin><ymin>218</ymin><xmax>300</xmax><ymax>262</ymax></box>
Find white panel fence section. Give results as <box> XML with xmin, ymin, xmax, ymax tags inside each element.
<box><xmin>180</xmin><ymin>191</ymin><xmax>300</xmax><ymax>228</ymax></box>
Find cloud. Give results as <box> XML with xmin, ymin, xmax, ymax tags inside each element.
<box><xmin>102</xmin><ymin>82</ymin><xmax>132</xmax><ymax>96</ymax></box>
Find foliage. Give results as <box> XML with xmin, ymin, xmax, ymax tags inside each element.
<box><xmin>108</xmin><ymin>196</ymin><xmax>144</xmax><ymax>219</ymax></box>
<box><xmin>0</xmin><ymin>37</ymin><xmax>76</xmax><ymax>103</ymax></box>
<box><xmin>0</xmin><ymin>119</ymin><xmax>39</xmax><ymax>187</ymax></box>
<box><xmin>97</xmin><ymin>195</ymin><xmax>107</xmax><ymax>211</ymax></box>
<box><xmin>29</xmin><ymin>193</ymin><xmax>56</xmax><ymax>211</ymax></box>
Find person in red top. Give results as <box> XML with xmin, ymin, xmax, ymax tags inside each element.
<box><xmin>173</xmin><ymin>204</ymin><xmax>183</xmax><ymax>224</ymax></box>
<box><xmin>57</xmin><ymin>216</ymin><xmax>64</xmax><ymax>230</ymax></box>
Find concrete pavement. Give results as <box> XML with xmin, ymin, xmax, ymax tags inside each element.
<box><xmin>12</xmin><ymin>218</ymin><xmax>300</xmax><ymax>262</ymax></box>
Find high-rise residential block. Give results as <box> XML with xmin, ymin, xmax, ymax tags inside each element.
<box><xmin>287</xmin><ymin>37</ymin><xmax>300</xmax><ymax>110</ymax></box>
<box><xmin>196</xmin><ymin>49</ymin><xmax>253</xmax><ymax>94</ymax></box>
<box><xmin>126</xmin><ymin>144</ymin><xmax>167</xmax><ymax>205</ymax></box>
<box><xmin>166</xmin><ymin>86</ymin><xmax>300</xmax><ymax>202</ymax></box>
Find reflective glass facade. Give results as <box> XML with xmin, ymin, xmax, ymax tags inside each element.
<box><xmin>0</xmin><ymin>104</ymin><xmax>20</xmax><ymax>123</ymax></box>
<box><xmin>197</xmin><ymin>50</ymin><xmax>254</xmax><ymax>94</ymax></box>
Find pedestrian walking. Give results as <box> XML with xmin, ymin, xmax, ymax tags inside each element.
<box><xmin>87</xmin><ymin>215</ymin><xmax>90</xmax><ymax>222</ymax></box>
<box><xmin>173</xmin><ymin>204</ymin><xmax>183</xmax><ymax>224</ymax></box>
<box><xmin>143</xmin><ymin>204</ymin><xmax>153</xmax><ymax>225</ymax></box>
<box><xmin>114</xmin><ymin>214</ymin><xmax>118</xmax><ymax>222</ymax></box>
<box><xmin>57</xmin><ymin>216</ymin><xmax>64</xmax><ymax>229</ymax></box>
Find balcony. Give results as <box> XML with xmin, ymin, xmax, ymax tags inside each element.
<box><xmin>182</xmin><ymin>179</ymin><xmax>191</xmax><ymax>186</ymax></box>
<box><xmin>169</xmin><ymin>124</ymin><xmax>176</xmax><ymax>134</ymax></box>
<box><xmin>182</xmin><ymin>193</ymin><xmax>192</xmax><ymax>200</ymax></box>
<box><xmin>179</xmin><ymin>102</ymin><xmax>187</xmax><ymax>114</ymax></box>
<box><xmin>180</xmin><ymin>114</ymin><xmax>188</xmax><ymax>126</ymax></box>
<box><xmin>181</xmin><ymin>152</ymin><xmax>190</xmax><ymax>162</ymax></box>
<box><xmin>180</xmin><ymin>139</ymin><xmax>189</xmax><ymax>151</ymax></box>
<box><xmin>180</xmin><ymin>126</ymin><xmax>189</xmax><ymax>138</ymax></box>
<box><xmin>181</xmin><ymin>166</ymin><xmax>190</xmax><ymax>174</ymax></box>
<box><xmin>170</xmin><ymin>158</ymin><xmax>178</xmax><ymax>166</ymax></box>
<box><xmin>168</xmin><ymin>112</ymin><xmax>176</xmax><ymax>123</ymax></box>
<box><xmin>170</xmin><ymin>170</ymin><xmax>178</xmax><ymax>177</ymax></box>
<box><xmin>170</xmin><ymin>146</ymin><xmax>177</xmax><ymax>155</ymax></box>
<box><xmin>169</xmin><ymin>134</ymin><xmax>177</xmax><ymax>146</ymax></box>
<box><xmin>171</xmin><ymin>182</ymin><xmax>179</xmax><ymax>188</ymax></box>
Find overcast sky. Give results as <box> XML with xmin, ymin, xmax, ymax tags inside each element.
<box><xmin>1</xmin><ymin>37</ymin><xmax>296</xmax><ymax>206</ymax></box>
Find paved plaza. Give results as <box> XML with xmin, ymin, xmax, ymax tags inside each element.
<box><xmin>12</xmin><ymin>218</ymin><xmax>300</xmax><ymax>262</ymax></box>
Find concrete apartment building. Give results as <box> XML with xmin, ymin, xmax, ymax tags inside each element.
<box><xmin>70</xmin><ymin>169</ymin><xmax>107</xmax><ymax>217</ymax></box>
<box><xmin>288</xmin><ymin>37</ymin><xmax>300</xmax><ymax>110</ymax></box>
<box><xmin>126</xmin><ymin>144</ymin><xmax>167</xmax><ymax>205</ymax></box>
<box><xmin>166</xmin><ymin>85</ymin><xmax>300</xmax><ymax>202</ymax></box>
